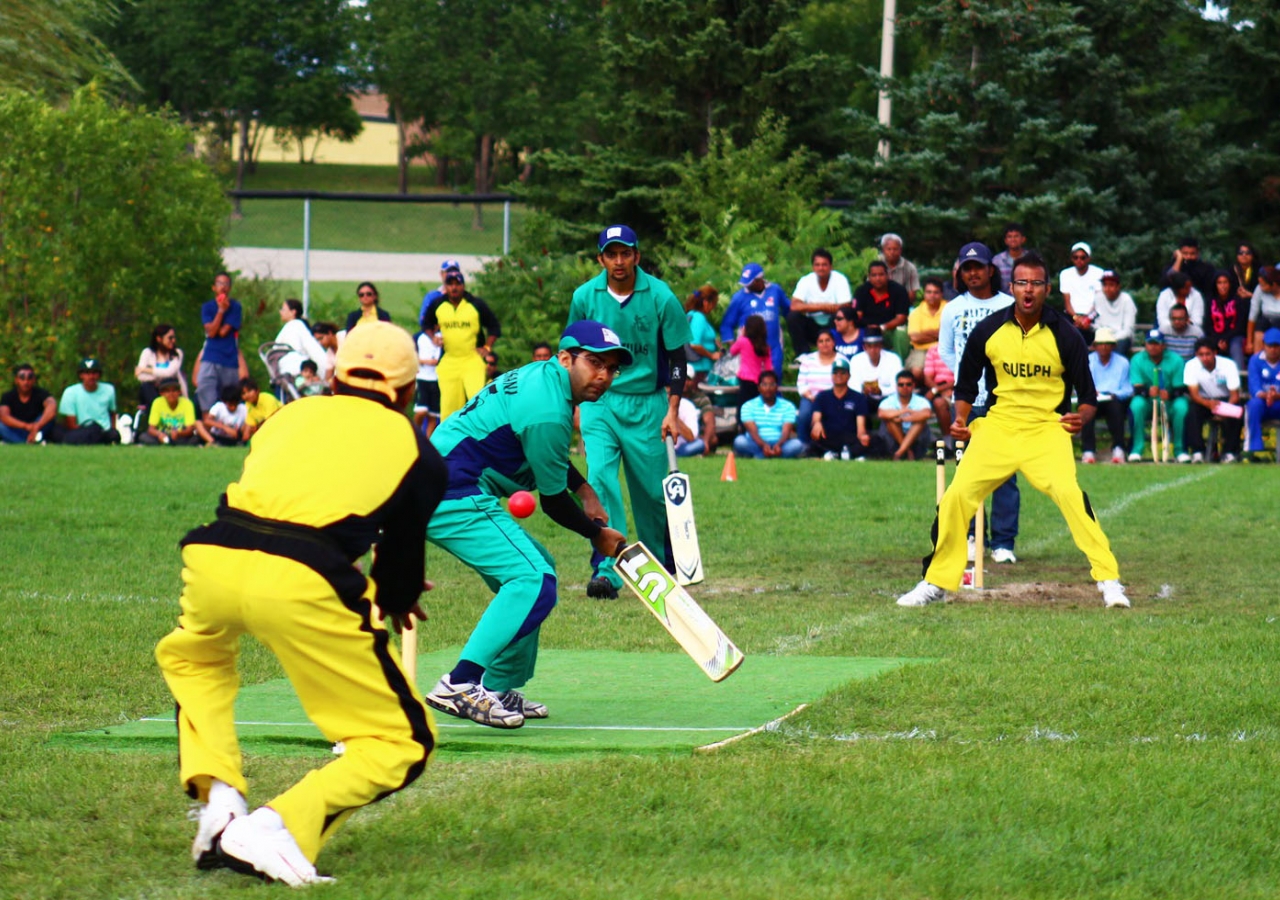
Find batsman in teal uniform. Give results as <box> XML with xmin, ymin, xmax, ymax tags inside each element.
<box><xmin>424</xmin><ymin>321</ymin><xmax>629</xmax><ymax>729</ymax></box>
<box><xmin>568</xmin><ymin>225</ymin><xmax>692</xmax><ymax>598</ymax></box>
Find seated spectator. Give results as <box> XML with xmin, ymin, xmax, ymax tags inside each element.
<box><xmin>134</xmin><ymin>323</ymin><xmax>189</xmax><ymax>413</ymax></box>
<box><xmin>1060</xmin><ymin>241</ymin><xmax>1104</xmax><ymax>342</ymax></box>
<box><xmin>241</xmin><ymin>378</ymin><xmax>282</xmax><ymax>440</ymax></box>
<box><xmin>879</xmin><ymin>233</ymin><xmax>921</xmax><ymax>299</ymax></box>
<box><xmin>1128</xmin><ymin>329</ymin><xmax>1190</xmax><ymax>462</ymax></box>
<box><xmin>275</xmin><ymin>299</ymin><xmax>329</xmax><ymax>379</ymax></box>
<box><xmin>922</xmin><ymin>345</ymin><xmax>955</xmax><ymax>438</ymax></box>
<box><xmin>531</xmin><ymin>341</ymin><xmax>554</xmax><ymax>361</ymax></box>
<box><xmin>0</xmin><ymin>363</ymin><xmax>58</xmax><ymax>444</ymax></box>
<box><xmin>727</xmin><ymin>314</ymin><xmax>772</xmax><ymax>407</ymax></box>
<box><xmin>295</xmin><ymin>359</ymin><xmax>328</xmax><ymax>397</ymax></box>
<box><xmin>684</xmin><ymin>285</ymin><xmax>721</xmax><ymax>386</ymax></box>
<box><xmin>787</xmin><ymin>249</ymin><xmax>850</xmax><ymax>355</ymax></box>
<box><xmin>853</xmin><ymin>260</ymin><xmax>910</xmax><ymax>357</ymax></box>
<box><xmin>732</xmin><ymin>371</ymin><xmax>804</xmax><ymax>459</ymax></box>
<box><xmin>681</xmin><ymin>382</ymin><xmax>718</xmax><ymax>456</ymax></box>
<box><xmin>877</xmin><ymin>369</ymin><xmax>933</xmax><ymax>460</ymax></box>
<box><xmin>1081</xmin><ymin>328</ymin><xmax>1133</xmax><ymax>464</ymax></box>
<box><xmin>1206</xmin><ymin>269</ymin><xmax>1248</xmax><ymax>373</ymax></box>
<box><xmin>808</xmin><ymin>357</ymin><xmax>873</xmax><ymax>459</ymax></box>
<box><xmin>1164</xmin><ymin>303</ymin><xmax>1205</xmax><ymax>361</ymax></box>
<box><xmin>414</xmin><ymin>328</ymin><xmax>443</xmax><ymax>435</ymax></box>
<box><xmin>344</xmin><ymin>281</ymin><xmax>392</xmax><ymax>333</ymax></box>
<box><xmin>847</xmin><ymin>326</ymin><xmax>903</xmax><ymax>414</ymax></box>
<box><xmin>991</xmin><ymin>222</ymin><xmax>1028</xmax><ymax>287</ymax></box>
<box><xmin>905</xmin><ymin>277</ymin><xmax>948</xmax><ymax>383</ymax></box>
<box><xmin>1231</xmin><ymin>243</ymin><xmax>1260</xmax><ymax>304</ymax></box>
<box><xmin>1246</xmin><ymin>329</ymin><xmax>1280</xmax><ymax>461</ymax></box>
<box><xmin>1184</xmin><ymin>338</ymin><xmax>1242</xmax><ymax>463</ymax></box>
<box><xmin>795</xmin><ymin>329</ymin><xmax>840</xmax><ymax>438</ymax></box>
<box><xmin>1162</xmin><ymin>235</ymin><xmax>1216</xmax><ymax>300</ymax></box>
<box><xmin>1091</xmin><ymin>271</ymin><xmax>1138</xmax><ymax>357</ymax></box>
<box><xmin>56</xmin><ymin>358</ymin><xmax>120</xmax><ymax>445</ymax></box>
<box><xmin>674</xmin><ymin>388</ymin><xmax>707</xmax><ymax>458</ymax></box>
<box><xmin>203</xmin><ymin>384</ymin><xmax>248</xmax><ymax>446</ymax></box>
<box><xmin>831</xmin><ymin>305</ymin><xmax>863</xmax><ymax>361</ymax></box>
<box><xmin>1247</xmin><ymin>266</ymin><xmax>1280</xmax><ymax>354</ymax></box>
<box><xmin>1156</xmin><ymin>272</ymin><xmax>1205</xmax><ymax>332</ymax></box>
<box><xmin>139</xmin><ymin>379</ymin><xmax>214</xmax><ymax>446</ymax></box>
<box><xmin>311</xmin><ymin>322</ymin><xmax>339</xmax><ymax>376</ymax></box>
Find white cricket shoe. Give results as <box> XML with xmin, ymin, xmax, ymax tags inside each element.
<box><xmin>218</xmin><ymin>807</ymin><xmax>335</xmax><ymax>887</ymax></box>
<box><xmin>991</xmin><ymin>548</ymin><xmax>1017</xmax><ymax>564</ymax></box>
<box><xmin>822</xmin><ymin>450</ymin><xmax>838</xmax><ymax>461</ymax></box>
<box><xmin>1128</xmin><ymin>452</ymin><xmax>1143</xmax><ymax>463</ymax></box>
<box><xmin>191</xmin><ymin>779</ymin><xmax>247</xmax><ymax>868</ymax></box>
<box><xmin>495</xmin><ymin>689</ymin><xmax>548</xmax><ymax>719</ymax></box>
<box><xmin>896</xmin><ymin>580</ymin><xmax>947</xmax><ymax>607</ymax></box>
<box><xmin>1191</xmin><ymin>452</ymin><xmax>1204</xmax><ymax>464</ymax></box>
<box><xmin>1221</xmin><ymin>453</ymin><xmax>1237</xmax><ymax>464</ymax></box>
<box><xmin>1097</xmin><ymin>580</ymin><xmax>1131</xmax><ymax>609</ymax></box>
<box><xmin>1081</xmin><ymin>451</ymin><xmax>1096</xmax><ymax>464</ymax></box>
<box><xmin>425</xmin><ymin>675</ymin><xmax>524</xmax><ymax>729</ymax></box>
<box><xmin>1176</xmin><ymin>453</ymin><xmax>1191</xmax><ymax>464</ymax></box>
<box><xmin>1111</xmin><ymin>448</ymin><xmax>1125</xmax><ymax>464</ymax></box>
<box><xmin>967</xmin><ymin>535</ymin><xmax>976</xmax><ymax>563</ymax></box>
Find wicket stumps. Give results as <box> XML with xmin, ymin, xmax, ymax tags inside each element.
<box><xmin>934</xmin><ymin>440</ymin><xmax>983</xmax><ymax>589</ymax></box>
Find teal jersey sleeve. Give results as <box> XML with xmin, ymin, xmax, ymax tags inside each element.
<box><xmin>658</xmin><ymin>283</ymin><xmax>693</xmax><ymax>350</ymax></box>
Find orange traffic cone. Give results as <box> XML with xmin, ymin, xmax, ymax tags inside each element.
<box><xmin>720</xmin><ymin>450</ymin><xmax>737</xmax><ymax>482</ymax></box>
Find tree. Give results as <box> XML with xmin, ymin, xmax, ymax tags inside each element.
<box><xmin>0</xmin><ymin>0</ymin><xmax>135</xmax><ymax>97</ymax></box>
<box><xmin>0</xmin><ymin>88</ymin><xmax>227</xmax><ymax>388</ymax></box>
<box><xmin>365</xmin><ymin>0</ymin><xmax>441</xmax><ymax>194</ymax></box>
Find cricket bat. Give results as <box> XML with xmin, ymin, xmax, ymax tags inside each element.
<box><xmin>663</xmin><ymin>436</ymin><xmax>704</xmax><ymax>585</ymax></box>
<box><xmin>616</xmin><ymin>541</ymin><xmax>743</xmax><ymax>682</ymax></box>
<box><xmin>401</xmin><ymin>623</ymin><xmax>417</xmax><ymax>688</ymax></box>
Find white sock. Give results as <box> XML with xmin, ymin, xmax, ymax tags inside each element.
<box><xmin>208</xmin><ymin>779</ymin><xmax>243</xmax><ymax>806</ymax></box>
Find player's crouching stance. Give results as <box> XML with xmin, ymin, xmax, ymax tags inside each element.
<box><xmin>424</xmin><ymin>321</ymin><xmax>630</xmax><ymax>728</ymax></box>
<box><xmin>155</xmin><ymin>322</ymin><xmax>447</xmax><ymax>886</ymax></box>
<box><xmin>896</xmin><ymin>254</ymin><xmax>1130</xmax><ymax>610</ymax></box>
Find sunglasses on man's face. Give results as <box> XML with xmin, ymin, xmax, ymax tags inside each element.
<box><xmin>358</xmin><ymin>290</ymin><xmax>376</xmax><ymax>298</ymax></box>
<box><xmin>16</xmin><ymin>373</ymin><xmax>35</xmax><ymax>380</ymax></box>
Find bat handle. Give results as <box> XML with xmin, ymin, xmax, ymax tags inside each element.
<box><xmin>665</xmin><ymin>435</ymin><xmax>678</xmax><ymax>472</ymax></box>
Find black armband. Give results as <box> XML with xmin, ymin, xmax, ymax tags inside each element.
<box><xmin>540</xmin><ymin>489</ymin><xmax>602</xmax><ymax>539</ymax></box>
<box><xmin>566</xmin><ymin>461</ymin><xmax>586</xmax><ymax>492</ymax></box>
<box><xmin>668</xmin><ymin>357</ymin><xmax>688</xmax><ymax>398</ymax></box>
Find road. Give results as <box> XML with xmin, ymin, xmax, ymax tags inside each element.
<box><xmin>223</xmin><ymin>247</ymin><xmax>493</xmax><ymax>283</ymax></box>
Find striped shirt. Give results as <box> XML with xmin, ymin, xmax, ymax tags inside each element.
<box><xmin>739</xmin><ymin>395</ymin><xmax>798</xmax><ymax>443</ymax></box>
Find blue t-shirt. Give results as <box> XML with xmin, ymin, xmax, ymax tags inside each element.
<box><xmin>201</xmin><ymin>299</ymin><xmax>243</xmax><ymax>367</ymax></box>
<box><xmin>419</xmin><ymin>288</ymin><xmax>444</xmax><ymax>328</ymax></box>
<box><xmin>719</xmin><ymin>284</ymin><xmax>790</xmax><ymax>375</ymax></box>
<box><xmin>812</xmin><ymin>388</ymin><xmax>868</xmax><ymax>436</ymax></box>
<box><xmin>834</xmin><ymin>333</ymin><xmax>864</xmax><ymax>362</ymax></box>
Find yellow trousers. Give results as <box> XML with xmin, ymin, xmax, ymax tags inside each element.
<box><xmin>437</xmin><ymin>353</ymin><xmax>487</xmax><ymax>420</ymax></box>
<box><xmin>155</xmin><ymin>545</ymin><xmax>435</xmax><ymax>862</ymax></box>
<box><xmin>925</xmin><ymin>416</ymin><xmax>1120</xmax><ymax>590</ymax></box>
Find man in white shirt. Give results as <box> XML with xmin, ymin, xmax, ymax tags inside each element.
<box><xmin>1059</xmin><ymin>241</ymin><xmax>1104</xmax><ymax>342</ymax></box>
<box><xmin>787</xmin><ymin>248</ymin><xmax>852</xmax><ymax>354</ymax></box>
<box><xmin>1090</xmin><ymin>270</ymin><xmax>1138</xmax><ymax>357</ymax></box>
<box><xmin>1184</xmin><ymin>338</ymin><xmax>1242</xmax><ymax>463</ymax></box>
<box><xmin>847</xmin><ymin>326</ymin><xmax>902</xmax><ymax>414</ymax></box>
<box><xmin>1156</xmin><ymin>272</ymin><xmax>1205</xmax><ymax>332</ymax></box>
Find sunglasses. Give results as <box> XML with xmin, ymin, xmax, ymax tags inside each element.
<box><xmin>897</xmin><ymin>381</ymin><xmax>916</xmax><ymax>387</ymax></box>
<box><xmin>16</xmin><ymin>373</ymin><xmax>35</xmax><ymax>380</ymax></box>
<box><xmin>358</xmin><ymin>290</ymin><xmax>377</xmax><ymax>298</ymax></box>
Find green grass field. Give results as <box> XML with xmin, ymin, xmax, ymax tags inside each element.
<box><xmin>3</xmin><ymin>448</ymin><xmax>1279</xmax><ymax>898</ymax></box>
<box><xmin>226</xmin><ymin>163</ymin><xmax>525</xmax><ymax>255</ymax></box>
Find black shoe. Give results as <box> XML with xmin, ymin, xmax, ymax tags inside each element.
<box><xmin>587</xmin><ymin>576</ymin><xmax>619</xmax><ymax>600</ymax></box>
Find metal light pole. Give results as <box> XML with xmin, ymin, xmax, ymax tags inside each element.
<box><xmin>877</xmin><ymin>0</ymin><xmax>897</xmax><ymax>163</ymax></box>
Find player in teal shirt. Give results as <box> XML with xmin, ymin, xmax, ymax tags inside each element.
<box><xmin>567</xmin><ymin>225</ymin><xmax>693</xmax><ymax>598</ymax></box>
<box><xmin>424</xmin><ymin>321</ymin><xmax>629</xmax><ymax>729</ymax></box>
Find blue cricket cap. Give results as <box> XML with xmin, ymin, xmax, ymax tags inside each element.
<box><xmin>956</xmin><ymin>242</ymin><xmax>993</xmax><ymax>267</ymax></box>
<box><xmin>559</xmin><ymin>320</ymin><xmax>634</xmax><ymax>366</ymax></box>
<box><xmin>739</xmin><ymin>262</ymin><xmax>765</xmax><ymax>286</ymax></box>
<box><xmin>1264</xmin><ymin>328</ymin><xmax>1280</xmax><ymax>346</ymax></box>
<box><xmin>1145</xmin><ymin>329</ymin><xmax>1165</xmax><ymax>344</ymax></box>
<box><xmin>598</xmin><ymin>225</ymin><xmax>638</xmax><ymax>252</ymax></box>
<box><xmin>441</xmin><ymin>258</ymin><xmax>461</xmax><ymax>272</ymax></box>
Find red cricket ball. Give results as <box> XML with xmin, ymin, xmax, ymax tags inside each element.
<box><xmin>508</xmin><ymin>490</ymin><xmax>536</xmax><ymax>518</ymax></box>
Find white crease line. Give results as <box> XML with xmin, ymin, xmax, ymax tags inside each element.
<box><xmin>696</xmin><ymin>703</ymin><xmax>809</xmax><ymax>752</ymax></box>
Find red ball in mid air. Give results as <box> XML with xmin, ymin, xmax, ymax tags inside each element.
<box><xmin>508</xmin><ymin>490</ymin><xmax>536</xmax><ymax>518</ymax></box>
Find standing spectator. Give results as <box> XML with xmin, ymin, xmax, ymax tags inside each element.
<box><xmin>853</xmin><ymin>260</ymin><xmax>911</xmax><ymax>358</ymax></box>
<box><xmin>1091</xmin><ymin>271</ymin><xmax>1138</xmax><ymax>357</ymax></box>
<box><xmin>311</xmin><ymin>322</ymin><xmax>338</xmax><ymax>378</ymax></box>
<box><xmin>1163</xmin><ymin>236</ymin><xmax>1217</xmax><ymax>300</ymax></box>
<box><xmin>1081</xmin><ymin>328</ymin><xmax>1132</xmax><ymax>464</ymax></box>
<box><xmin>831</xmin><ymin>305</ymin><xmax>863</xmax><ymax>361</ymax></box>
<box><xmin>240</xmin><ymin>378</ymin><xmax>281</xmax><ymax>439</ymax></box>
<box><xmin>787</xmin><ymin>248</ymin><xmax>851</xmax><ymax>354</ymax></box>
<box><xmin>197</xmin><ymin>272</ymin><xmax>245</xmax><ymax>416</ymax></box>
<box><xmin>732</xmin><ymin>371</ymin><xmax>804</xmax><ymax>459</ymax></box>
<box><xmin>721</xmin><ymin>262</ymin><xmax>789</xmax><ymax>375</ymax></box>
<box><xmin>937</xmin><ymin>241</ymin><xmax>1018</xmax><ymax>564</ymax></box>
<box><xmin>567</xmin><ymin>224</ymin><xmax>691</xmax><ymax>600</ymax></box>
<box><xmin>531</xmin><ymin>342</ymin><xmax>554</xmax><ymax>361</ymax></box>
<box><xmin>1164</xmin><ymin>304</ymin><xmax>1205</xmax><ymax>361</ymax></box>
<box><xmin>57</xmin><ymin>358</ymin><xmax>120</xmax><ymax>445</ymax></box>
<box><xmin>135</xmin><ymin>323</ymin><xmax>189</xmax><ymax>411</ymax></box>
<box><xmin>204</xmin><ymin>384</ymin><xmax>248</xmax><ymax>445</ymax></box>
<box><xmin>275</xmin><ymin>299</ymin><xmax>329</xmax><ymax>379</ymax></box>
<box><xmin>1059</xmin><ymin>242</ymin><xmax>1104</xmax><ymax>342</ymax></box>
<box><xmin>684</xmin><ymin>285</ymin><xmax>721</xmax><ymax>386</ymax></box>
<box><xmin>1184</xmin><ymin>338</ymin><xmax>1242</xmax><ymax>463</ymax></box>
<box><xmin>0</xmin><ymin>363</ymin><xmax>58</xmax><ymax>444</ymax></box>
<box><xmin>1129</xmin><ymin>329</ymin><xmax>1190</xmax><ymax>463</ymax></box>
<box><xmin>417</xmin><ymin>258</ymin><xmax>462</xmax><ymax>328</ymax></box>
<box><xmin>422</xmin><ymin>270</ymin><xmax>502</xmax><ymax>419</ymax></box>
<box><xmin>1231</xmin><ymin>243</ymin><xmax>1260</xmax><ymax>303</ymax></box>
<box><xmin>345</xmin><ymin>281</ymin><xmax>393</xmax><ymax>333</ymax></box>
<box><xmin>413</xmin><ymin>328</ymin><xmax>443</xmax><ymax>435</ymax></box>
<box><xmin>727</xmin><ymin>314</ymin><xmax>772</xmax><ymax>408</ymax></box>
<box><xmin>905</xmin><ymin>277</ymin><xmax>948</xmax><ymax>383</ymax></box>
<box><xmin>879</xmin><ymin>233</ymin><xmax>921</xmax><ymax>299</ymax></box>
<box><xmin>878</xmin><ymin>369</ymin><xmax>934</xmax><ymax>460</ymax></box>
<box><xmin>1156</xmin><ymin>272</ymin><xmax>1205</xmax><ymax>331</ymax></box>
<box><xmin>1247</xmin><ymin>265</ymin><xmax>1280</xmax><ymax>354</ymax></box>
<box><xmin>922</xmin><ymin>345</ymin><xmax>956</xmax><ymax>439</ymax></box>
<box><xmin>808</xmin><ymin>357</ymin><xmax>873</xmax><ymax>459</ymax></box>
<box><xmin>1246</xmin><ymin>329</ymin><xmax>1280</xmax><ymax>461</ymax></box>
<box><xmin>991</xmin><ymin>223</ymin><xmax>1028</xmax><ymax>287</ymax></box>
<box><xmin>1207</xmin><ymin>270</ymin><xmax>1248</xmax><ymax>372</ymax></box>
<box><xmin>847</xmin><ymin>326</ymin><xmax>903</xmax><ymax>414</ymax></box>
<box><xmin>795</xmin><ymin>329</ymin><xmax>841</xmax><ymax>438</ymax></box>
<box><xmin>139</xmin><ymin>379</ymin><xmax>214</xmax><ymax>446</ymax></box>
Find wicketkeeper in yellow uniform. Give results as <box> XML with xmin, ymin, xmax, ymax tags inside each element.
<box><xmin>421</xmin><ymin>269</ymin><xmax>502</xmax><ymax>419</ymax></box>
<box><xmin>155</xmin><ymin>321</ymin><xmax>448</xmax><ymax>886</ymax></box>
<box><xmin>897</xmin><ymin>254</ymin><xmax>1130</xmax><ymax>610</ymax></box>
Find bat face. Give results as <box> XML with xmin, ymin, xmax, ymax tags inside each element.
<box><xmin>663</xmin><ymin>471</ymin><xmax>704</xmax><ymax>585</ymax></box>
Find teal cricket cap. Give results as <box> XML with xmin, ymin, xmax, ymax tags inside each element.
<box><xmin>559</xmin><ymin>320</ymin><xmax>634</xmax><ymax>365</ymax></box>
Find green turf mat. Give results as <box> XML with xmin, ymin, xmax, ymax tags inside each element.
<box><xmin>55</xmin><ymin>649</ymin><xmax>911</xmax><ymax>755</ymax></box>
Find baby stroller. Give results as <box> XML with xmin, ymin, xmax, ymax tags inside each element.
<box><xmin>257</xmin><ymin>342</ymin><xmax>302</xmax><ymax>403</ymax></box>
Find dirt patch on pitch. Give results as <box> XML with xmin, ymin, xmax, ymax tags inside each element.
<box><xmin>950</xmin><ymin>581</ymin><xmax>1100</xmax><ymax>607</ymax></box>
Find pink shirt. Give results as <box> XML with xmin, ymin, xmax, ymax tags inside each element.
<box><xmin>730</xmin><ymin>335</ymin><xmax>771</xmax><ymax>383</ymax></box>
<box><xmin>923</xmin><ymin>346</ymin><xmax>954</xmax><ymax>386</ymax></box>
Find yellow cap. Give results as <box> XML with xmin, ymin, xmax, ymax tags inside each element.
<box><xmin>334</xmin><ymin>321</ymin><xmax>419</xmax><ymax>401</ymax></box>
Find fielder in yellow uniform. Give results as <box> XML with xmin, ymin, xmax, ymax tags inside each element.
<box><xmin>897</xmin><ymin>254</ymin><xmax>1130</xmax><ymax>610</ymax></box>
<box><xmin>422</xmin><ymin>270</ymin><xmax>502</xmax><ymax>419</ymax></box>
<box><xmin>155</xmin><ymin>322</ymin><xmax>448</xmax><ymax>886</ymax></box>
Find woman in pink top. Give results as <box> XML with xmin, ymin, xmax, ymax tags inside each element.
<box><xmin>728</xmin><ymin>314</ymin><xmax>772</xmax><ymax>407</ymax></box>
